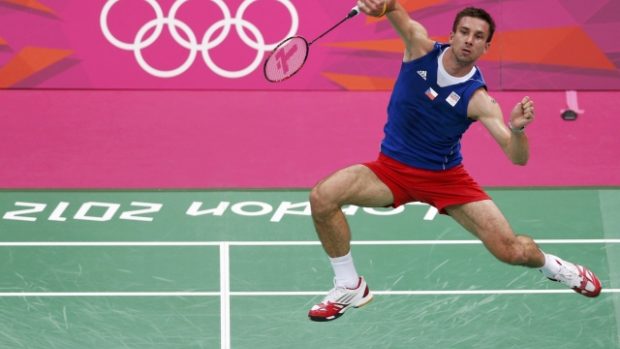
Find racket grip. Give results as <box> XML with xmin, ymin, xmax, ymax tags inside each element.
<box><xmin>348</xmin><ymin>6</ymin><xmax>360</xmax><ymax>18</ymax></box>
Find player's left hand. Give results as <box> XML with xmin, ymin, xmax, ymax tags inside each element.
<box><xmin>510</xmin><ymin>96</ymin><xmax>535</xmax><ymax>130</ymax></box>
<box><xmin>357</xmin><ymin>0</ymin><xmax>392</xmax><ymax>17</ymax></box>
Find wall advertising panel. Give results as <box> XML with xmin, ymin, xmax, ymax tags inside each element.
<box><xmin>0</xmin><ymin>0</ymin><xmax>619</xmax><ymax>90</ymax></box>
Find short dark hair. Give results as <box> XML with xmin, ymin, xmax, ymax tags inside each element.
<box><xmin>452</xmin><ymin>7</ymin><xmax>496</xmax><ymax>43</ymax></box>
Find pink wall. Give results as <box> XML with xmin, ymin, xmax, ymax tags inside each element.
<box><xmin>2</xmin><ymin>2</ymin><xmax>618</xmax><ymax>189</ymax></box>
<box><xmin>1</xmin><ymin>90</ymin><xmax>618</xmax><ymax>188</ymax></box>
<box><xmin>1</xmin><ymin>0</ymin><xmax>619</xmax><ymax>90</ymax></box>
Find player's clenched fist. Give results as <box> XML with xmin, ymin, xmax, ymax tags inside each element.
<box><xmin>357</xmin><ymin>0</ymin><xmax>395</xmax><ymax>17</ymax></box>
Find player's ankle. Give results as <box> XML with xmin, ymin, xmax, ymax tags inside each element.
<box><xmin>539</xmin><ymin>253</ymin><xmax>563</xmax><ymax>278</ymax></box>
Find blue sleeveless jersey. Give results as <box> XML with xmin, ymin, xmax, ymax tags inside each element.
<box><xmin>381</xmin><ymin>43</ymin><xmax>486</xmax><ymax>170</ymax></box>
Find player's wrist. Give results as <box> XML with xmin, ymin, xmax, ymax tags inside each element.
<box><xmin>377</xmin><ymin>0</ymin><xmax>390</xmax><ymax>17</ymax></box>
<box><xmin>508</xmin><ymin>121</ymin><xmax>525</xmax><ymax>133</ymax></box>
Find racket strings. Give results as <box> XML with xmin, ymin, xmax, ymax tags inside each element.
<box><xmin>264</xmin><ymin>37</ymin><xmax>308</xmax><ymax>82</ymax></box>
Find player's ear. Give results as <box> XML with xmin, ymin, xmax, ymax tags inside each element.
<box><xmin>449</xmin><ymin>31</ymin><xmax>455</xmax><ymax>43</ymax></box>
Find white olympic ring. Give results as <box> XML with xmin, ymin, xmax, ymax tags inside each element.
<box><xmin>100</xmin><ymin>0</ymin><xmax>299</xmax><ymax>79</ymax></box>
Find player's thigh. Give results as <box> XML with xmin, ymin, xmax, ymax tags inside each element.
<box><xmin>312</xmin><ymin>164</ymin><xmax>394</xmax><ymax>207</ymax></box>
<box><xmin>446</xmin><ymin>200</ymin><xmax>516</xmax><ymax>246</ymax></box>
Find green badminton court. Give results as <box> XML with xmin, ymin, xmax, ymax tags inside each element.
<box><xmin>0</xmin><ymin>188</ymin><xmax>618</xmax><ymax>348</ymax></box>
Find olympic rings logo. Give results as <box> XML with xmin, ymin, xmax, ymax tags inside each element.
<box><xmin>100</xmin><ymin>0</ymin><xmax>299</xmax><ymax>79</ymax></box>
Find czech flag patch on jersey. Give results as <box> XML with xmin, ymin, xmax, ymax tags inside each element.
<box><xmin>425</xmin><ymin>87</ymin><xmax>438</xmax><ymax>100</ymax></box>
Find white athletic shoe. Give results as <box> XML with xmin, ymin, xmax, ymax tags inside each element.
<box><xmin>546</xmin><ymin>259</ymin><xmax>602</xmax><ymax>297</ymax></box>
<box><xmin>308</xmin><ymin>276</ymin><xmax>373</xmax><ymax>321</ymax></box>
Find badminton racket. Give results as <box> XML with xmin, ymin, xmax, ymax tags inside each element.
<box><xmin>263</xmin><ymin>6</ymin><xmax>360</xmax><ymax>83</ymax></box>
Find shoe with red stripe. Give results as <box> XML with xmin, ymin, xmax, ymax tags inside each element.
<box><xmin>308</xmin><ymin>276</ymin><xmax>373</xmax><ymax>321</ymax></box>
<box><xmin>546</xmin><ymin>259</ymin><xmax>602</xmax><ymax>297</ymax></box>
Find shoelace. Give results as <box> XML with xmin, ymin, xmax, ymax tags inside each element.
<box><xmin>323</xmin><ymin>286</ymin><xmax>348</xmax><ymax>302</ymax></box>
<box><xmin>553</xmin><ymin>263</ymin><xmax>582</xmax><ymax>287</ymax></box>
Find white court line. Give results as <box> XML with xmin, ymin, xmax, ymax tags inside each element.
<box><xmin>231</xmin><ymin>289</ymin><xmax>620</xmax><ymax>296</ymax></box>
<box><xmin>0</xmin><ymin>239</ymin><xmax>618</xmax><ymax>247</ymax></box>
<box><xmin>0</xmin><ymin>289</ymin><xmax>618</xmax><ymax>297</ymax></box>
<box><xmin>219</xmin><ymin>242</ymin><xmax>231</xmax><ymax>349</ymax></box>
<box><xmin>0</xmin><ymin>292</ymin><xmax>220</xmax><ymax>297</ymax></box>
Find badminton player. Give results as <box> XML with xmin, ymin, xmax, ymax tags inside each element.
<box><xmin>308</xmin><ymin>0</ymin><xmax>602</xmax><ymax>322</ymax></box>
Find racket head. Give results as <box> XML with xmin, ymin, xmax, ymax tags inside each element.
<box><xmin>263</xmin><ymin>36</ymin><xmax>309</xmax><ymax>83</ymax></box>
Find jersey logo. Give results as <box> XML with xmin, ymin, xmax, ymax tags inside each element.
<box><xmin>425</xmin><ymin>87</ymin><xmax>438</xmax><ymax>100</ymax></box>
<box><xmin>446</xmin><ymin>91</ymin><xmax>461</xmax><ymax>106</ymax></box>
<box><xmin>417</xmin><ymin>70</ymin><xmax>427</xmax><ymax>80</ymax></box>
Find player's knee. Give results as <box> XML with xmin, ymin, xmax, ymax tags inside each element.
<box><xmin>309</xmin><ymin>184</ymin><xmax>338</xmax><ymax>218</ymax></box>
<box><xmin>491</xmin><ymin>238</ymin><xmax>528</xmax><ymax>265</ymax></box>
<box><xmin>496</xmin><ymin>249</ymin><xmax>527</xmax><ymax>265</ymax></box>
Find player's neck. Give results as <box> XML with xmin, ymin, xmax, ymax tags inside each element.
<box><xmin>442</xmin><ymin>47</ymin><xmax>476</xmax><ymax>77</ymax></box>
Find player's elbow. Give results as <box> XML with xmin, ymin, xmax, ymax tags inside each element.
<box><xmin>511</xmin><ymin>157</ymin><xmax>528</xmax><ymax>166</ymax></box>
<box><xmin>504</xmin><ymin>145</ymin><xmax>529</xmax><ymax>166</ymax></box>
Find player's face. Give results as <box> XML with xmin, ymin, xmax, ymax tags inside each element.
<box><xmin>449</xmin><ymin>16</ymin><xmax>491</xmax><ymax>65</ymax></box>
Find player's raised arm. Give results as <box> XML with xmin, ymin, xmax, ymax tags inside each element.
<box><xmin>357</xmin><ymin>0</ymin><xmax>435</xmax><ymax>61</ymax></box>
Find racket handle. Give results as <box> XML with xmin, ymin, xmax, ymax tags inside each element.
<box><xmin>348</xmin><ymin>6</ymin><xmax>360</xmax><ymax>18</ymax></box>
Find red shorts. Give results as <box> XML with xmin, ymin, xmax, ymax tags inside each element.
<box><xmin>363</xmin><ymin>153</ymin><xmax>491</xmax><ymax>214</ymax></box>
